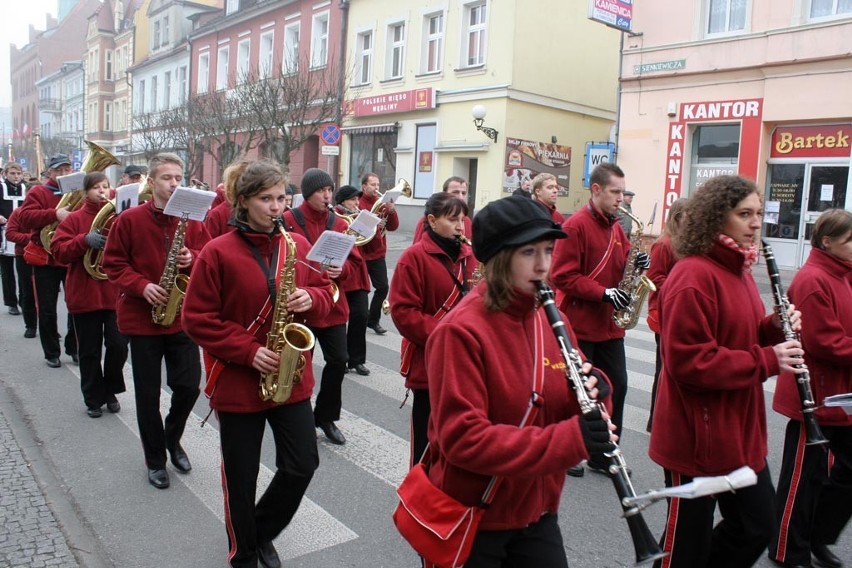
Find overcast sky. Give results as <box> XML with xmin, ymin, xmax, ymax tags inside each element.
<box><xmin>0</xmin><ymin>0</ymin><xmax>60</xmax><ymax>108</ymax></box>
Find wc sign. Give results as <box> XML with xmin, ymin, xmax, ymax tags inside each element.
<box><xmin>583</xmin><ymin>142</ymin><xmax>615</xmax><ymax>187</ymax></box>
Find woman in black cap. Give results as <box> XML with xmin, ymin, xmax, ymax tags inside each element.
<box><xmin>422</xmin><ymin>195</ymin><xmax>616</xmax><ymax>567</ymax></box>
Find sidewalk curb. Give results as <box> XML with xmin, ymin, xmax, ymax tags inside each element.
<box><xmin>0</xmin><ymin>382</ymin><xmax>112</xmax><ymax>568</ymax></box>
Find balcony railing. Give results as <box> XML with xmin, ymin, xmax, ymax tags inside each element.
<box><xmin>39</xmin><ymin>98</ymin><xmax>62</xmax><ymax>112</ymax></box>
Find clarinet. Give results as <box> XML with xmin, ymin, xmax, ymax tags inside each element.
<box><xmin>535</xmin><ymin>281</ymin><xmax>667</xmax><ymax>565</ymax></box>
<box><xmin>761</xmin><ymin>241</ymin><xmax>828</xmax><ymax>446</ymax></box>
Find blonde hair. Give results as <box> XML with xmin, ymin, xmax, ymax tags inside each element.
<box><xmin>147</xmin><ymin>152</ymin><xmax>184</xmax><ymax>179</ymax></box>
<box><xmin>227</xmin><ymin>160</ymin><xmax>288</xmax><ymax>223</ymax></box>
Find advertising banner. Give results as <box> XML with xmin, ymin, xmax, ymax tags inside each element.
<box><xmin>502</xmin><ymin>137</ymin><xmax>572</xmax><ymax>195</ymax></box>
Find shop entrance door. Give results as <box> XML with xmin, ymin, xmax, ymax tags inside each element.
<box><xmin>799</xmin><ymin>165</ymin><xmax>849</xmax><ymax>265</ymax></box>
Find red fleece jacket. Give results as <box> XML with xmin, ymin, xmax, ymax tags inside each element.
<box><xmin>102</xmin><ymin>199</ymin><xmax>210</xmax><ymax>335</ymax></box>
<box><xmin>646</xmin><ymin>234</ymin><xmax>678</xmax><ymax>334</ymax></box>
<box><xmin>51</xmin><ymin>199</ymin><xmax>119</xmax><ymax>314</ymax></box>
<box><xmin>182</xmin><ymin>228</ymin><xmax>334</xmax><ymax>412</ymax></box>
<box><xmin>358</xmin><ymin>192</ymin><xmax>399</xmax><ymax>261</ymax></box>
<box><xmin>205</xmin><ymin>201</ymin><xmax>233</xmax><ymax>239</ymax></box>
<box><xmin>4</xmin><ymin>209</ymin><xmax>28</xmax><ymax>254</ymax></box>
<box><xmin>15</xmin><ymin>181</ymin><xmax>64</xmax><ymax>266</ymax></box>
<box><xmin>389</xmin><ymin>232</ymin><xmax>474</xmax><ymax>389</ymax></box>
<box><xmin>551</xmin><ymin>201</ymin><xmax>629</xmax><ymax>341</ymax></box>
<box><xmin>773</xmin><ymin>249</ymin><xmax>852</xmax><ymax>426</ymax></box>
<box><xmin>649</xmin><ymin>241</ymin><xmax>784</xmax><ymax>476</ymax></box>
<box><xmin>425</xmin><ymin>285</ymin><xmax>610</xmax><ymax>531</ymax></box>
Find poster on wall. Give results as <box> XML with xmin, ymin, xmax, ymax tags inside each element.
<box><xmin>502</xmin><ymin>137</ymin><xmax>572</xmax><ymax>195</ymax></box>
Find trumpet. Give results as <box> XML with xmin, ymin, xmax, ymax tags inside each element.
<box><xmin>370</xmin><ymin>179</ymin><xmax>412</xmax><ymax>238</ymax></box>
<box><xmin>335</xmin><ymin>204</ymin><xmax>376</xmax><ymax>247</ymax></box>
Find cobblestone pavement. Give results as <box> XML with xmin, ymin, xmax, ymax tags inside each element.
<box><xmin>0</xmin><ymin>405</ymin><xmax>79</xmax><ymax>568</ymax></box>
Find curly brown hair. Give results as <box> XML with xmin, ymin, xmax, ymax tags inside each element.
<box><xmin>674</xmin><ymin>175</ymin><xmax>760</xmax><ymax>257</ymax></box>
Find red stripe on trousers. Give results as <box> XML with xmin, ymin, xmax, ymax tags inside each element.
<box><xmin>776</xmin><ymin>424</ymin><xmax>808</xmax><ymax>562</ymax></box>
<box><xmin>661</xmin><ymin>472</ymin><xmax>681</xmax><ymax>568</ymax></box>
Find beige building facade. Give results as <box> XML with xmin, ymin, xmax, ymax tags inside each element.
<box><xmin>340</xmin><ymin>0</ymin><xmax>621</xmax><ymax>227</ymax></box>
<box><xmin>619</xmin><ymin>1</ymin><xmax>852</xmax><ymax>268</ymax></box>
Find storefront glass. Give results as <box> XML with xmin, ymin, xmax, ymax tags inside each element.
<box><xmin>348</xmin><ymin>132</ymin><xmax>398</xmax><ymax>188</ymax></box>
<box><xmin>764</xmin><ymin>163</ymin><xmax>805</xmax><ymax>240</ymax></box>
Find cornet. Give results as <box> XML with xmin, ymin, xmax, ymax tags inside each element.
<box><xmin>369</xmin><ymin>179</ymin><xmax>412</xmax><ymax>237</ymax></box>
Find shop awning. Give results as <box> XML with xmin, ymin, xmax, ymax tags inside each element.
<box><xmin>341</xmin><ymin>122</ymin><xmax>399</xmax><ymax>135</ymax></box>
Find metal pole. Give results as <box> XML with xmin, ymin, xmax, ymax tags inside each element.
<box><xmin>613</xmin><ymin>32</ymin><xmax>624</xmax><ymax>164</ymax></box>
<box><xmin>332</xmin><ymin>0</ymin><xmax>350</xmax><ymax>182</ymax></box>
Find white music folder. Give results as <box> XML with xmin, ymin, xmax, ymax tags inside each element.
<box><xmin>163</xmin><ymin>186</ymin><xmax>216</xmax><ymax>221</ymax></box>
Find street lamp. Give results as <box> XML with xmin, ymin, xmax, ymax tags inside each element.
<box><xmin>471</xmin><ymin>105</ymin><xmax>498</xmax><ymax>143</ymax></box>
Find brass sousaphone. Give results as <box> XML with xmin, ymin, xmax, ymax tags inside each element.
<box><xmin>41</xmin><ymin>141</ymin><xmax>120</xmax><ymax>254</ymax></box>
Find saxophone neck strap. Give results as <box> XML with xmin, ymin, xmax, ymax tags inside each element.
<box><xmin>588</xmin><ymin>228</ymin><xmax>618</xmax><ymax>281</ymax></box>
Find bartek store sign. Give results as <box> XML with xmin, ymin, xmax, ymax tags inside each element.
<box><xmin>349</xmin><ymin>88</ymin><xmax>435</xmax><ymax>118</ymax></box>
<box><xmin>770</xmin><ymin>124</ymin><xmax>851</xmax><ymax>158</ymax></box>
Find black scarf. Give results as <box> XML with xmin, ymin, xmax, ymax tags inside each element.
<box><xmin>426</xmin><ymin>225</ymin><xmax>461</xmax><ymax>262</ymax></box>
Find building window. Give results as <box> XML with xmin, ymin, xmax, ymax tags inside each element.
<box><xmin>237</xmin><ymin>39</ymin><xmax>250</xmax><ymax>82</ymax></box>
<box><xmin>138</xmin><ymin>80</ymin><xmax>145</xmax><ymax>112</ymax></box>
<box><xmin>810</xmin><ymin>0</ymin><xmax>852</xmax><ymax>18</ymax></box>
<box><xmin>463</xmin><ymin>2</ymin><xmax>487</xmax><ymax>67</ymax></box>
<box><xmin>162</xmin><ymin>15</ymin><xmax>170</xmax><ymax>45</ymax></box>
<box><xmin>283</xmin><ymin>22</ymin><xmax>300</xmax><ymax>74</ymax></box>
<box><xmin>687</xmin><ymin>124</ymin><xmax>740</xmax><ymax>194</ymax></box>
<box><xmin>216</xmin><ymin>46</ymin><xmax>230</xmax><ymax>91</ymax></box>
<box><xmin>355</xmin><ymin>31</ymin><xmax>372</xmax><ymax>84</ymax></box>
<box><xmin>198</xmin><ymin>53</ymin><xmax>209</xmax><ymax>94</ymax></box>
<box><xmin>153</xmin><ymin>20</ymin><xmax>161</xmax><ymax>49</ymax></box>
<box><xmin>386</xmin><ymin>22</ymin><xmax>406</xmax><ymax>79</ymax></box>
<box><xmin>311</xmin><ymin>11</ymin><xmax>329</xmax><ymax>68</ymax></box>
<box><xmin>105</xmin><ymin>50</ymin><xmax>113</xmax><ymax>80</ymax></box>
<box><xmin>179</xmin><ymin>66</ymin><xmax>187</xmax><ymax>103</ymax></box>
<box><xmin>707</xmin><ymin>0</ymin><xmax>747</xmax><ymax>34</ymax></box>
<box><xmin>104</xmin><ymin>102</ymin><xmax>112</xmax><ymax>131</ymax></box>
<box><xmin>151</xmin><ymin>75</ymin><xmax>158</xmax><ymax>112</ymax></box>
<box><xmin>422</xmin><ymin>13</ymin><xmax>443</xmax><ymax>74</ymax></box>
<box><xmin>226</xmin><ymin>0</ymin><xmax>239</xmax><ymax>16</ymax></box>
<box><xmin>259</xmin><ymin>31</ymin><xmax>274</xmax><ymax>78</ymax></box>
<box><xmin>764</xmin><ymin>164</ymin><xmax>805</xmax><ymax>240</ymax></box>
<box><xmin>164</xmin><ymin>71</ymin><xmax>171</xmax><ymax>109</ymax></box>
<box><xmin>348</xmin><ymin>131</ymin><xmax>399</xmax><ymax>189</ymax></box>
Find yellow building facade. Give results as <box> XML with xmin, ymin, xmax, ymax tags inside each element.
<box><xmin>339</xmin><ymin>0</ymin><xmax>621</xmax><ymax>226</ymax></box>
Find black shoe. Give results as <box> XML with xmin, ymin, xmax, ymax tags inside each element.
<box><xmin>567</xmin><ymin>465</ymin><xmax>585</xmax><ymax>477</ymax></box>
<box><xmin>8</xmin><ymin>306</ymin><xmax>20</xmax><ymax>315</ymax></box>
<box><xmin>24</xmin><ymin>328</ymin><xmax>36</xmax><ymax>338</ymax></box>
<box><xmin>46</xmin><ymin>358</ymin><xmax>61</xmax><ymax>368</ymax></box>
<box><xmin>168</xmin><ymin>444</ymin><xmax>192</xmax><ymax>473</ymax></box>
<box><xmin>70</xmin><ymin>354</ymin><xmax>79</xmax><ymax>365</ymax></box>
<box><xmin>257</xmin><ymin>541</ymin><xmax>282</xmax><ymax>568</ymax></box>
<box><xmin>587</xmin><ymin>461</ymin><xmax>611</xmax><ymax>475</ymax></box>
<box><xmin>317</xmin><ymin>421</ymin><xmax>346</xmax><ymax>445</ymax></box>
<box><xmin>147</xmin><ymin>468</ymin><xmax>170</xmax><ymax>489</ymax></box>
<box><xmin>350</xmin><ymin>363</ymin><xmax>370</xmax><ymax>376</ymax></box>
<box><xmin>367</xmin><ymin>322</ymin><xmax>387</xmax><ymax>335</ymax></box>
<box><xmin>106</xmin><ymin>399</ymin><xmax>121</xmax><ymax>413</ymax></box>
<box><xmin>86</xmin><ymin>407</ymin><xmax>103</xmax><ymax>418</ymax></box>
<box><xmin>812</xmin><ymin>542</ymin><xmax>842</xmax><ymax>568</ymax></box>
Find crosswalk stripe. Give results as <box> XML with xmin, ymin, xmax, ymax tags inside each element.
<box><xmin>65</xmin><ymin>363</ymin><xmax>358</xmax><ymax>561</ymax></box>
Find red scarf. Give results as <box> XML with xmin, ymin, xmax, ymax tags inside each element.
<box><xmin>717</xmin><ymin>234</ymin><xmax>758</xmax><ymax>272</ymax></box>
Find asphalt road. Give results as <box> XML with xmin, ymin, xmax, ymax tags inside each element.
<box><xmin>0</xmin><ymin>234</ymin><xmax>848</xmax><ymax>567</ymax></box>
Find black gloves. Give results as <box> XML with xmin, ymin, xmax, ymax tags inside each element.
<box><xmin>636</xmin><ymin>251</ymin><xmax>651</xmax><ymax>270</ymax></box>
<box><xmin>603</xmin><ymin>288</ymin><xmax>631</xmax><ymax>310</ymax></box>
<box><xmin>85</xmin><ymin>231</ymin><xmax>107</xmax><ymax>250</ymax></box>
<box><xmin>586</xmin><ymin>368</ymin><xmax>611</xmax><ymax>400</ymax></box>
<box><xmin>579</xmin><ymin>408</ymin><xmax>613</xmax><ymax>462</ymax></box>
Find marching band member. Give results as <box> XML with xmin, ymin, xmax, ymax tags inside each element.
<box><xmin>52</xmin><ymin>172</ymin><xmax>128</xmax><ymax>418</ymax></box>
<box><xmin>424</xmin><ymin>196</ymin><xmax>614</xmax><ymax>566</ymax></box>
<box><xmin>102</xmin><ymin>153</ymin><xmax>210</xmax><ymax>489</ymax></box>
<box><xmin>205</xmin><ymin>171</ymin><xmax>239</xmax><ymax>240</ymax></box>
<box><xmin>645</xmin><ymin>197</ymin><xmax>687</xmax><ymax>432</ymax></box>
<box><xmin>183</xmin><ymin>160</ymin><xmax>334</xmax><ymax>568</ymax></box>
<box><xmin>389</xmin><ymin>192</ymin><xmax>473</xmax><ymax>467</ymax></box>
<box><xmin>283</xmin><ymin>168</ymin><xmax>356</xmax><ymax>445</ymax></box>
<box><xmin>551</xmin><ymin>162</ymin><xmax>640</xmax><ymax>477</ymax></box>
<box><xmin>359</xmin><ymin>172</ymin><xmax>399</xmax><ymax>335</ymax></box>
<box><xmin>4</xmin><ymin>207</ymin><xmax>38</xmax><ymax>337</ymax></box>
<box><xmin>411</xmin><ymin>176</ymin><xmax>472</xmax><ymax>243</ymax></box>
<box><xmin>332</xmin><ymin>185</ymin><xmax>372</xmax><ymax>376</ymax></box>
<box><xmin>532</xmin><ymin>172</ymin><xmax>565</xmax><ymax>224</ymax></box>
<box><xmin>1</xmin><ymin>162</ymin><xmax>29</xmax><ymax>326</ymax></box>
<box><xmin>770</xmin><ymin>208</ymin><xmax>852</xmax><ymax>568</ymax></box>
<box><xmin>650</xmin><ymin>175</ymin><xmax>805</xmax><ymax>567</ymax></box>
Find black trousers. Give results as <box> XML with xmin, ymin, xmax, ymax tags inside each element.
<box><xmin>647</xmin><ymin>333</ymin><xmax>662</xmax><ymax>432</ymax></box>
<box><xmin>366</xmin><ymin>257</ymin><xmax>389</xmax><ymax>326</ymax></box>
<box><xmin>217</xmin><ymin>400</ymin><xmax>318</xmax><ymax>568</ymax></box>
<box><xmin>770</xmin><ymin>421</ymin><xmax>852</xmax><ymax>565</ymax></box>
<box><xmin>345</xmin><ymin>289</ymin><xmax>369</xmax><ymax>367</ymax></box>
<box><xmin>310</xmin><ymin>324</ymin><xmax>348</xmax><ymax>423</ymax></box>
<box><xmin>410</xmin><ymin>388</ymin><xmax>430</xmax><ymax>468</ymax></box>
<box><xmin>460</xmin><ymin>513</ymin><xmax>568</xmax><ymax>568</ymax></box>
<box><xmin>578</xmin><ymin>338</ymin><xmax>627</xmax><ymax>442</ymax></box>
<box><xmin>655</xmin><ymin>464</ymin><xmax>776</xmax><ymax>568</ymax></box>
<box><xmin>72</xmin><ymin>310</ymin><xmax>128</xmax><ymax>409</ymax></box>
<box><xmin>0</xmin><ymin>254</ymin><xmax>16</xmax><ymax>308</ymax></box>
<box><xmin>14</xmin><ymin>256</ymin><xmax>37</xmax><ymax>330</ymax></box>
<box><xmin>128</xmin><ymin>333</ymin><xmax>200</xmax><ymax>469</ymax></box>
<box><xmin>33</xmin><ymin>265</ymin><xmax>76</xmax><ymax>359</ymax></box>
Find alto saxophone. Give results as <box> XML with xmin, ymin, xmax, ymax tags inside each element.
<box><xmin>612</xmin><ymin>206</ymin><xmax>656</xmax><ymax>330</ymax></box>
<box><xmin>152</xmin><ymin>213</ymin><xmax>191</xmax><ymax>326</ymax></box>
<box><xmin>260</xmin><ymin>220</ymin><xmax>316</xmax><ymax>403</ymax></box>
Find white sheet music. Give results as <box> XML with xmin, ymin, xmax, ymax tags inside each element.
<box><xmin>306</xmin><ymin>230</ymin><xmax>356</xmax><ymax>268</ymax></box>
<box><xmin>380</xmin><ymin>189</ymin><xmax>402</xmax><ymax>205</ymax></box>
<box><xmin>291</xmin><ymin>194</ymin><xmax>304</xmax><ymax>209</ymax></box>
<box><xmin>623</xmin><ymin>466</ymin><xmax>757</xmax><ymax>506</ymax></box>
<box><xmin>163</xmin><ymin>186</ymin><xmax>216</xmax><ymax>221</ymax></box>
<box><xmin>825</xmin><ymin>393</ymin><xmax>852</xmax><ymax>414</ymax></box>
<box><xmin>57</xmin><ymin>172</ymin><xmax>86</xmax><ymax>194</ymax></box>
<box><xmin>348</xmin><ymin>210</ymin><xmax>381</xmax><ymax>239</ymax></box>
<box><xmin>115</xmin><ymin>183</ymin><xmax>141</xmax><ymax>215</ymax></box>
